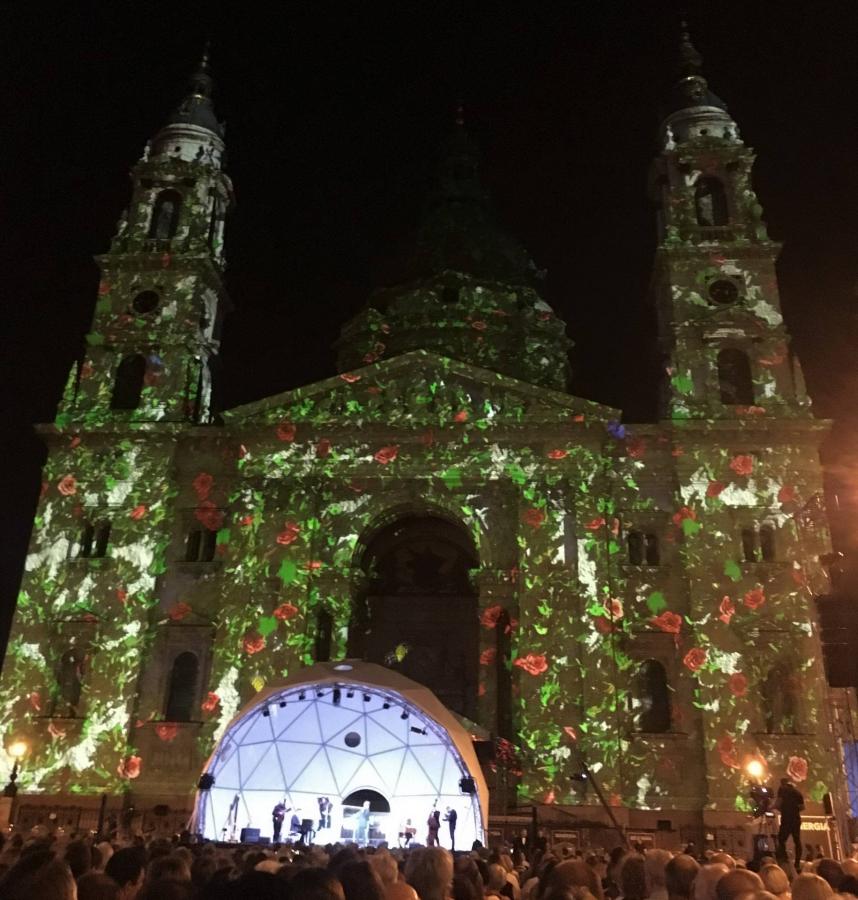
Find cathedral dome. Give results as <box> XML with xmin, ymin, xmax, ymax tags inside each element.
<box><xmin>335</xmin><ymin>120</ymin><xmax>573</xmax><ymax>391</ymax></box>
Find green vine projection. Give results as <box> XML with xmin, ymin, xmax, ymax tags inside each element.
<box><xmin>0</xmin><ymin>44</ymin><xmax>839</xmax><ymax>823</ymax></box>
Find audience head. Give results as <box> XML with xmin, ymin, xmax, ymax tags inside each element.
<box><xmin>78</xmin><ymin>871</ymin><xmax>121</xmax><ymax>900</ymax></box>
<box><xmin>405</xmin><ymin>847</ymin><xmax>454</xmax><ymax>900</ymax></box>
<box><xmin>540</xmin><ymin>859</ymin><xmax>605</xmax><ymax>900</ymax></box>
<box><xmin>712</xmin><ymin>853</ymin><xmax>737</xmax><ymax>870</ymax></box>
<box><xmin>695</xmin><ymin>865</ymin><xmax>731</xmax><ymax>900</ymax></box>
<box><xmin>0</xmin><ymin>852</ymin><xmax>77</xmax><ymax>900</ymax></box>
<box><xmin>666</xmin><ymin>854</ymin><xmax>700</xmax><ymax>900</ymax></box>
<box><xmin>716</xmin><ymin>868</ymin><xmax>764</xmax><ymax>900</ymax></box>
<box><xmin>620</xmin><ymin>854</ymin><xmax>649</xmax><ymax>900</ymax></box>
<box><xmin>816</xmin><ymin>860</ymin><xmax>844</xmax><ymax>891</ymax></box>
<box><xmin>288</xmin><ymin>867</ymin><xmax>346</xmax><ymax>900</ymax></box>
<box><xmin>791</xmin><ymin>873</ymin><xmax>834</xmax><ymax>900</ymax></box>
<box><xmin>338</xmin><ymin>859</ymin><xmax>386</xmax><ymax>900</ymax></box>
<box><xmin>66</xmin><ymin>838</ymin><xmax>92</xmax><ymax>880</ymax></box>
<box><xmin>647</xmin><ymin>849</ymin><xmax>673</xmax><ymax>890</ymax></box>
<box><xmin>145</xmin><ymin>854</ymin><xmax>191</xmax><ymax>885</ymax></box>
<box><xmin>368</xmin><ymin>849</ymin><xmax>398</xmax><ymax>887</ymax></box>
<box><xmin>759</xmin><ymin>864</ymin><xmax>790</xmax><ymax>897</ymax></box>
<box><xmin>105</xmin><ymin>847</ymin><xmax>146</xmax><ymax>897</ymax></box>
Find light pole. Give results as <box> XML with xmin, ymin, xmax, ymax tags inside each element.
<box><xmin>4</xmin><ymin>741</ymin><xmax>28</xmax><ymax>798</ymax></box>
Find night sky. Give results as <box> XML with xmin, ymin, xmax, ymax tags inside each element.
<box><xmin>3</xmin><ymin>3</ymin><xmax>858</xmax><ymax>649</ymax></box>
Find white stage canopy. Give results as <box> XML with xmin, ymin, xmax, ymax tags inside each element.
<box><xmin>195</xmin><ymin>660</ymin><xmax>488</xmax><ymax>848</ymax></box>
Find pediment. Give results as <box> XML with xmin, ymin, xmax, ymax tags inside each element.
<box><xmin>224</xmin><ymin>351</ymin><xmax>618</xmax><ymax>428</ymax></box>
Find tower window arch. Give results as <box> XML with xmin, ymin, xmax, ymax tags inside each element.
<box><xmin>315</xmin><ymin>609</ymin><xmax>333</xmax><ymax>662</ymax></box>
<box><xmin>54</xmin><ymin>649</ymin><xmax>84</xmax><ymax>717</ymax></box>
<box><xmin>718</xmin><ymin>348</ymin><xmax>755</xmax><ymax>406</ymax></box>
<box><xmin>77</xmin><ymin>519</ymin><xmax>111</xmax><ymax>559</ymax></box>
<box><xmin>164</xmin><ymin>651</ymin><xmax>199</xmax><ymax>722</ymax></box>
<box><xmin>761</xmin><ymin>661</ymin><xmax>800</xmax><ymax>734</ymax></box>
<box><xmin>632</xmin><ymin>659</ymin><xmax>671</xmax><ymax>733</ymax></box>
<box><xmin>695</xmin><ymin>177</ymin><xmax>729</xmax><ymax>226</ymax></box>
<box><xmin>148</xmin><ymin>190</ymin><xmax>182</xmax><ymax>240</ymax></box>
<box><xmin>110</xmin><ymin>354</ymin><xmax>146</xmax><ymax>410</ymax></box>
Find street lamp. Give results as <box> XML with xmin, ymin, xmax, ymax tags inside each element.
<box><xmin>4</xmin><ymin>741</ymin><xmax>28</xmax><ymax>797</ymax></box>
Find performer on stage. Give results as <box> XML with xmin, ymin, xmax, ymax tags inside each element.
<box><xmin>427</xmin><ymin>808</ymin><xmax>441</xmax><ymax>847</ymax></box>
<box><xmin>356</xmin><ymin>800</ymin><xmax>371</xmax><ymax>846</ymax></box>
<box><xmin>775</xmin><ymin>777</ymin><xmax>805</xmax><ymax>869</ymax></box>
<box><xmin>272</xmin><ymin>799</ymin><xmax>289</xmax><ymax>843</ymax></box>
<box><xmin>443</xmin><ymin>806</ymin><xmax>458</xmax><ymax>851</ymax></box>
<box><xmin>399</xmin><ymin>818</ymin><xmax>417</xmax><ymax>848</ymax></box>
<box><xmin>322</xmin><ymin>796</ymin><xmax>332</xmax><ymax>829</ymax></box>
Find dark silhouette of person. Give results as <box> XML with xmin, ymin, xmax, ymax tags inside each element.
<box><xmin>427</xmin><ymin>808</ymin><xmax>441</xmax><ymax>846</ymax></box>
<box><xmin>272</xmin><ymin>800</ymin><xmax>288</xmax><ymax>843</ymax></box>
<box><xmin>443</xmin><ymin>806</ymin><xmax>457</xmax><ymax>850</ymax></box>
<box><xmin>775</xmin><ymin>777</ymin><xmax>805</xmax><ymax>869</ymax></box>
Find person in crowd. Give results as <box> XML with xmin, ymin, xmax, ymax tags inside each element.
<box><xmin>338</xmin><ymin>859</ymin><xmax>387</xmax><ymax>900</ymax></box>
<box><xmin>144</xmin><ymin>853</ymin><xmax>191</xmax><ymax>885</ymax></box>
<box><xmin>77</xmin><ymin>871</ymin><xmax>121</xmax><ymax>900</ymax></box>
<box><xmin>711</xmin><ymin>853</ymin><xmax>737</xmax><ymax>870</ymax></box>
<box><xmin>646</xmin><ymin>849</ymin><xmax>673</xmax><ymax>900</ymax></box>
<box><xmin>406</xmin><ymin>846</ymin><xmax>454</xmax><ymax>900</ymax></box>
<box><xmin>444</xmin><ymin>806</ymin><xmax>458</xmax><ymax>852</ymax></box>
<box><xmin>716</xmin><ymin>869</ymin><xmax>765</xmax><ymax>900</ymax></box>
<box><xmin>618</xmin><ymin>854</ymin><xmax>648</xmax><ymax>900</ymax></box>
<box><xmin>104</xmin><ymin>846</ymin><xmax>146</xmax><ymax>899</ymax></box>
<box><xmin>816</xmin><ymin>859</ymin><xmax>844</xmax><ymax>891</ymax></box>
<box><xmin>288</xmin><ymin>867</ymin><xmax>346</xmax><ymax>900</ymax></box>
<box><xmin>759</xmin><ymin>863</ymin><xmax>791</xmax><ymax>899</ymax></box>
<box><xmin>539</xmin><ymin>859</ymin><xmax>605</xmax><ymax>900</ymax></box>
<box><xmin>665</xmin><ymin>854</ymin><xmax>700</xmax><ymax>900</ymax></box>
<box><xmin>487</xmin><ymin>862</ymin><xmax>513</xmax><ymax>898</ymax></box>
<box><xmin>66</xmin><ymin>838</ymin><xmax>93</xmax><ymax>880</ymax></box>
<box><xmin>0</xmin><ymin>850</ymin><xmax>78</xmax><ymax>900</ymax></box>
<box><xmin>693</xmin><ymin>864</ymin><xmax>730</xmax><ymax>900</ymax></box>
<box><xmin>791</xmin><ymin>873</ymin><xmax>834</xmax><ymax>900</ymax></box>
<box><xmin>775</xmin><ymin>778</ymin><xmax>805</xmax><ymax>871</ymax></box>
<box><xmin>427</xmin><ymin>808</ymin><xmax>442</xmax><ymax>847</ymax></box>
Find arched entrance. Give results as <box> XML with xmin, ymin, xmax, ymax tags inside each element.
<box><xmin>194</xmin><ymin>660</ymin><xmax>487</xmax><ymax>849</ymax></box>
<box><xmin>349</xmin><ymin>515</ymin><xmax>479</xmax><ymax>720</ymax></box>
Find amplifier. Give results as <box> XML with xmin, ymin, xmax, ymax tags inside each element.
<box><xmin>240</xmin><ymin>827</ymin><xmax>261</xmax><ymax>844</ymax></box>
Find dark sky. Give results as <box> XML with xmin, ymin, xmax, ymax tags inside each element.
<box><xmin>3</xmin><ymin>2</ymin><xmax>858</xmax><ymax>645</ymax></box>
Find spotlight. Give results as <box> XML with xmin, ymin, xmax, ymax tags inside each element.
<box><xmin>363</xmin><ymin>694</ymin><xmax>370</xmax><ymax>702</ymax></box>
<box><xmin>333</xmin><ymin>688</ymin><xmax>341</xmax><ymax>706</ymax></box>
<box><xmin>346</xmin><ymin>691</ymin><xmax>354</xmax><ymax>699</ymax></box>
<box><xmin>410</xmin><ymin>726</ymin><xmax>427</xmax><ymax>735</ymax></box>
<box><xmin>262</xmin><ymin>709</ymin><xmax>270</xmax><ymax>718</ymax></box>
<box><xmin>383</xmin><ymin>702</ymin><xmax>390</xmax><ymax>710</ymax></box>
<box><xmin>745</xmin><ymin>758</ymin><xmax>766</xmax><ymax>780</ymax></box>
<box><xmin>279</xmin><ymin>701</ymin><xmax>287</xmax><ymax>708</ymax></box>
<box><xmin>298</xmin><ymin>692</ymin><xmax>306</xmax><ymax>701</ymax></box>
<box><xmin>317</xmin><ymin>690</ymin><xmax>325</xmax><ymax>698</ymax></box>
<box><xmin>400</xmin><ymin>711</ymin><xmax>409</xmax><ymax>720</ymax></box>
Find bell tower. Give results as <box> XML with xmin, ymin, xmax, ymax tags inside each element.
<box><xmin>649</xmin><ymin>27</ymin><xmax>811</xmax><ymax>421</ymax></box>
<box><xmin>58</xmin><ymin>48</ymin><xmax>233</xmax><ymax>427</ymax></box>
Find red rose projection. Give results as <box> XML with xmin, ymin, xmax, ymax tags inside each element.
<box><xmin>243</xmin><ymin>633</ymin><xmax>266</xmax><ymax>655</ymax></box>
<box><xmin>57</xmin><ymin>475</ymin><xmax>77</xmax><ymax>496</ymax></box>
<box><xmin>672</xmin><ymin>506</ymin><xmax>696</xmax><ymax>526</ymax></box>
<box><xmin>522</xmin><ymin>508</ymin><xmax>545</xmax><ymax>528</ymax></box>
<box><xmin>193</xmin><ymin>472</ymin><xmax>214</xmax><ymax>499</ymax></box>
<box><xmin>201</xmin><ymin>692</ymin><xmax>220</xmax><ymax>713</ymax></box>
<box><xmin>480</xmin><ymin>648</ymin><xmax>496</xmax><ymax>666</ymax></box>
<box><xmin>743</xmin><ymin>587</ymin><xmax>766</xmax><ymax>610</ymax></box>
<box><xmin>706</xmin><ymin>481</ymin><xmax>725</xmax><ymax>498</ymax></box>
<box><xmin>276</xmin><ymin>421</ymin><xmax>297</xmax><ymax>442</ymax></box>
<box><xmin>480</xmin><ymin>605</ymin><xmax>504</xmax><ymax>629</ymax></box>
<box><xmin>316</xmin><ymin>439</ymin><xmax>332</xmax><ymax>458</ymax></box>
<box><xmin>513</xmin><ymin>654</ymin><xmax>548</xmax><ymax>676</ymax></box>
<box><xmin>683</xmin><ymin>648</ymin><xmax>707</xmax><ymax>672</ymax></box>
<box><xmin>273</xmin><ymin>603</ymin><xmax>299</xmax><ymax>621</ymax></box>
<box><xmin>729</xmin><ymin>454</ymin><xmax>754</xmax><ymax>476</ymax></box>
<box><xmin>373</xmin><ymin>445</ymin><xmax>399</xmax><ymax>465</ymax></box>
<box><xmin>546</xmin><ymin>449</ymin><xmax>568</xmax><ymax>460</ymax></box>
<box><xmin>453</xmin><ymin>410</ymin><xmax>469</xmax><ymax>423</ymax></box>
<box><xmin>276</xmin><ymin>522</ymin><xmax>300</xmax><ymax>545</ymax></box>
<box><xmin>117</xmin><ymin>755</ymin><xmax>142</xmax><ymax>779</ymax></box>
<box><xmin>626</xmin><ymin>437</ymin><xmax>647</xmax><ymax>459</ymax></box>
<box><xmin>168</xmin><ymin>602</ymin><xmax>191</xmax><ymax>621</ymax></box>
<box><xmin>778</xmin><ymin>484</ymin><xmax>796</xmax><ymax>504</ymax></box>
<box><xmin>728</xmin><ymin>673</ymin><xmax>748</xmax><ymax>696</ymax></box>
<box><xmin>718</xmin><ymin>596</ymin><xmax>736</xmax><ymax>624</ymax></box>
<box><xmin>155</xmin><ymin>723</ymin><xmax>178</xmax><ymax>742</ymax></box>
<box><xmin>339</xmin><ymin>372</ymin><xmax>361</xmax><ymax>383</ymax></box>
<box><xmin>129</xmin><ymin>504</ymin><xmax>147</xmax><ymax>520</ymax></box>
<box><xmin>651</xmin><ymin>611</ymin><xmax>682</xmax><ymax>634</ymax></box>
<box><xmin>786</xmin><ymin>755</ymin><xmax>808</xmax><ymax>783</ymax></box>
<box><xmin>195</xmin><ymin>501</ymin><xmax>224</xmax><ymax>531</ymax></box>
<box><xmin>584</xmin><ymin>517</ymin><xmax>605</xmax><ymax>531</ymax></box>
<box><xmin>470</xmin><ymin>320</ymin><xmax>487</xmax><ymax>331</ymax></box>
<box><xmin>28</xmin><ymin>691</ymin><xmax>42</xmax><ymax>712</ymax></box>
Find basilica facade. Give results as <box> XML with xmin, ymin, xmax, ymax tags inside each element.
<box><xmin>0</xmin><ymin>35</ymin><xmax>843</xmax><ymax>848</ymax></box>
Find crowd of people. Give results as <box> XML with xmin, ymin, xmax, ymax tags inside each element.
<box><xmin>1</xmin><ymin>826</ymin><xmax>858</xmax><ymax>900</ymax></box>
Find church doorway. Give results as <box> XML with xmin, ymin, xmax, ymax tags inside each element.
<box><xmin>349</xmin><ymin>515</ymin><xmax>479</xmax><ymax>720</ymax></box>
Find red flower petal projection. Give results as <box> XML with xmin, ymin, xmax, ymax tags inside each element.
<box><xmin>195</xmin><ymin>501</ymin><xmax>224</xmax><ymax>532</ymax></box>
<box><xmin>522</xmin><ymin>508</ymin><xmax>545</xmax><ymax>528</ymax></box>
<box><xmin>316</xmin><ymin>438</ymin><xmax>332</xmax><ymax>458</ymax></box>
<box><xmin>340</xmin><ymin>372</ymin><xmax>361</xmax><ymax>383</ymax></box>
<box><xmin>728</xmin><ymin>673</ymin><xmax>748</xmax><ymax>696</ymax></box>
<box><xmin>374</xmin><ymin>445</ymin><xmax>399</xmax><ymax>465</ymax></box>
<box><xmin>729</xmin><ymin>454</ymin><xmax>754</xmax><ymax>477</ymax></box>
<box><xmin>480</xmin><ymin>605</ymin><xmax>504</xmax><ymax>629</ymax></box>
<box><xmin>276</xmin><ymin>522</ymin><xmax>300</xmax><ymax>545</ymax></box>
<box><xmin>651</xmin><ymin>611</ymin><xmax>682</xmax><ymax>634</ymax></box>
<box><xmin>117</xmin><ymin>755</ymin><xmax>142</xmax><ymax>779</ymax></box>
<box><xmin>718</xmin><ymin>596</ymin><xmax>736</xmax><ymax>624</ymax></box>
<box><xmin>273</xmin><ymin>603</ymin><xmax>299</xmax><ymax>621</ymax></box>
<box><xmin>129</xmin><ymin>504</ymin><xmax>147</xmax><ymax>520</ymax></box>
<box><xmin>786</xmin><ymin>755</ymin><xmax>808</xmax><ymax>783</ymax></box>
<box><xmin>453</xmin><ymin>410</ymin><xmax>469</xmax><ymax>423</ymax></box>
<box><xmin>155</xmin><ymin>722</ymin><xmax>179</xmax><ymax>742</ymax></box>
<box><xmin>672</xmin><ymin>506</ymin><xmax>696</xmax><ymax>525</ymax></box>
<box><xmin>239</xmin><ymin>515</ymin><xmax>254</xmax><ymax>527</ymax></box>
<box><xmin>480</xmin><ymin>648</ymin><xmax>496</xmax><ymax>666</ymax></box>
<box><xmin>626</xmin><ymin>437</ymin><xmax>647</xmax><ymax>459</ymax></box>
<box><xmin>584</xmin><ymin>517</ymin><xmax>605</xmax><ymax>531</ymax></box>
<box><xmin>201</xmin><ymin>692</ymin><xmax>220</xmax><ymax>713</ymax></box>
<box><xmin>778</xmin><ymin>484</ymin><xmax>795</xmax><ymax>504</ymax></box>
<box><xmin>243</xmin><ymin>633</ymin><xmax>266</xmax><ymax>655</ymax></box>
<box><xmin>683</xmin><ymin>647</ymin><xmax>707</xmax><ymax>672</ymax></box>
<box><xmin>743</xmin><ymin>587</ymin><xmax>766</xmax><ymax>610</ymax></box>
<box><xmin>168</xmin><ymin>602</ymin><xmax>191</xmax><ymax>621</ymax></box>
<box><xmin>513</xmin><ymin>654</ymin><xmax>548</xmax><ymax>676</ymax></box>
<box><xmin>470</xmin><ymin>320</ymin><xmax>487</xmax><ymax>331</ymax></box>
<box><xmin>706</xmin><ymin>481</ymin><xmax>725</xmax><ymax>498</ymax></box>
<box><xmin>546</xmin><ymin>449</ymin><xmax>568</xmax><ymax>460</ymax></box>
<box><xmin>193</xmin><ymin>472</ymin><xmax>214</xmax><ymax>500</ymax></box>
<box><xmin>57</xmin><ymin>475</ymin><xmax>77</xmax><ymax>496</ymax></box>
<box><xmin>276</xmin><ymin>421</ymin><xmax>297</xmax><ymax>442</ymax></box>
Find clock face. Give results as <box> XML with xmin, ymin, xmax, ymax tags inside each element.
<box><xmin>708</xmin><ymin>279</ymin><xmax>739</xmax><ymax>305</ymax></box>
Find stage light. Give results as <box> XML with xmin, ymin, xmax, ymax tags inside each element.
<box><xmin>279</xmin><ymin>701</ymin><xmax>287</xmax><ymax>708</ymax></box>
<box><xmin>745</xmin><ymin>758</ymin><xmax>766</xmax><ymax>780</ymax></box>
<box><xmin>298</xmin><ymin>692</ymin><xmax>306</xmax><ymax>701</ymax></box>
<box><xmin>401</xmin><ymin>710</ymin><xmax>409</xmax><ymax>720</ymax></box>
<box><xmin>333</xmin><ymin>688</ymin><xmax>341</xmax><ymax>706</ymax></box>
<box><xmin>383</xmin><ymin>702</ymin><xmax>390</xmax><ymax>709</ymax></box>
<box><xmin>346</xmin><ymin>690</ymin><xmax>354</xmax><ymax>699</ymax></box>
<box><xmin>363</xmin><ymin>694</ymin><xmax>370</xmax><ymax>702</ymax></box>
<box><xmin>410</xmin><ymin>725</ymin><xmax>427</xmax><ymax>735</ymax></box>
<box><xmin>317</xmin><ymin>690</ymin><xmax>325</xmax><ymax>698</ymax></box>
<box><xmin>262</xmin><ymin>709</ymin><xmax>270</xmax><ymax>718</ymax></box>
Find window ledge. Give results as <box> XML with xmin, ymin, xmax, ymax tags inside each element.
<box><xmin>174</xmin><ymin>560</ymin><xmax>222</xmax><ymax>575</ymax></box>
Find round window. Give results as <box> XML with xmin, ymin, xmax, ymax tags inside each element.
<box><xmin>708</xmin><ymin>279</ymin><xmax>739</xmax><ymax>305</ymax></box>
<box><xmin>132</xmin><ymin>291</ymin><xmax>160</xmax><ymax>314</ymax></box>
<box><xmin>344</xmin><ymin>731</ymin><xmax>361</xmax><ymax>748</ymax></box>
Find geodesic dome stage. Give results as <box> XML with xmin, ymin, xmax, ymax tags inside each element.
<box><xmin>194</xmin><ymin>660</ymin><xmax>488</xmax><ymax>847</ymax></box>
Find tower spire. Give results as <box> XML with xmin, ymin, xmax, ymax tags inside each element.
<box><xmin>677</xmin><ymin>21</ymin><xmax>703</xmax><ymax>78</ymax></box>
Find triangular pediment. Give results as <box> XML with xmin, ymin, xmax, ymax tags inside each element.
<box><xmin>224</xmin><ymin>351</ymin><xmax>618</xmax><ymax>427</ymax></box>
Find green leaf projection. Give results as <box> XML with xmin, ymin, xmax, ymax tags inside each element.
<box><xmin>0</xmin><ymin>40</ymin><xmax>841</xmax><ymax>831</ymax></box>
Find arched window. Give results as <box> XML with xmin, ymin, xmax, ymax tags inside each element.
<box><xmin>628</xmin><ymin>532</ymin><xmax>660</xmax><ymax>566</ymax></box>
<box><xmin>761</xmin><ymin>661</ymin><xmax>799</xmax><ymax>734</ymax></box>
<box><xmin>718</xmin><ymin>348</ymin><xmax>755</xmax><ymax>406</ymax></box>
<box><xmin>633</xmin><ymin>659</ymin><xmax>671</xmax><ymax>733</ymax></box>
<box><xmin>164</xmin><ymin>651</ymin><xmax>199</xmax><ymax>722</ymax></box>
<box><xmin>110</xmin><ymin>355</ymin><xmax>146</xmax><ymax>410</ymax></box>
<box><xmin>760</xmin><ymin>524</ymin><xmax>776</xmax><ymax>562</ymax></box>
<box><xmin>315</xmin><ymin>609</ymin><xmax>333</xmax><ymax>662</ymax></box>
<box><xmin>55</xmin><ymin>649</ymin><xmax>84</xmax><ymax>717</ymax></box>
<box><xmin>78</xmin><ymin>520</ymin><xmax>111</xmax><ymax>558</ymax></box>
<box><xmin>185</xmin><ymin>527</ymin><xmax>217</xmax><ymax>562</ymax></box>
<box><xmin>695</xmin><ymin>177</ymin><xmax>729</xmax><ymax>226</ymax></box>
<box><xmin>148</xmin><ymin>190</ymin><xmax>182</xmax><ymax>240</ymax></box>
<box><xmin>742</xmin><ymin>527</ymin><xmax>759</xmax><ymax>562</ymax></box>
